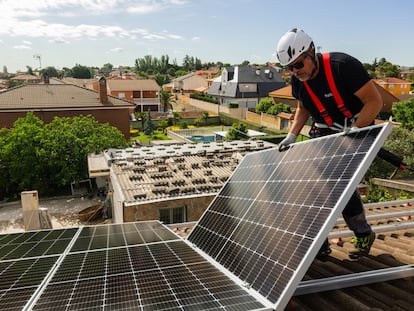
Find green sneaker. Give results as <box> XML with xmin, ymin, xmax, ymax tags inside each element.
<box><xmin>348</xmin><ymin>231</ymin><xmax>376</xmax><ymax>260</ymax></box>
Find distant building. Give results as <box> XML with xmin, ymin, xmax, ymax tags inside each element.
<box><xmin>208</xmin><ymin>65</ymin><xmax>286</xmax><ymax>111</ymax></box>
<box><xmin>374</xmin><ymin>77</ymin><xmax>412</xmax><ymax>98</ymax></box>
<box><xmin>0</xmin><ymin>77</ymin><xmax>135</xmax><ymax>138</ymax></box>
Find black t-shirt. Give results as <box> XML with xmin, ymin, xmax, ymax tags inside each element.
<box><xmin>291</xmin><ymin>52</ymin><xmax>371</xmax><ymax>126</ymax></box>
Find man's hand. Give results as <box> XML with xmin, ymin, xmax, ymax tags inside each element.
<box><xmin>278</xmin><ymin>133</ymin><xmax>297</xmax><ymax>151</ymax></box>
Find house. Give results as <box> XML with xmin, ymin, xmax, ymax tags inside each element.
<box><xmin>269</xmin><ymin>83</ymin><xmax>399</xmax><ymax>113</ymax></box>
<box><xmin>91</xmin><ymin>79</ymin><xmax>161</xmax><ymax>112</ymax></box>
<box><xmin>10</xmin><ymin>74</ymin><xmax>41</xmax><ymax>84</ymax></box>
<box><xmin>87</xmin><ymin>140</ymin><xmax>274</xmax><ymax>223</ymax></box>
<box><xmin>0</xmin><ymin>77</ymin><xmax>135</xmax><ymax>138</ymax></box>
<box><xmin>268</xmin><ymin>85</ymin><xmax>299</xmax><ymax>109</ymax></box>
<box><xmin>172</xmin><ymin>72</ymin><xmax>209</xmax><ymax>94</ymax></box>
<box><xmin>374</xmin><ymin>77</ymin><xmax>412</xmax><ymax>98</ymax></box>
<box><xmin>207</xmin><ymin>65</ymin><xmax>286</xmax><ymax>113</ymax></box>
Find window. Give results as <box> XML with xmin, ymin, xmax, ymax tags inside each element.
<box><xmin>159</xmin><ymin>206</ymin><xmax>186</xmax><ymax>224</ymax></box>
<box><xmin>118</xmin><ymin>92</ymin><xmax>125</xmax><ymax>99</ymax></box>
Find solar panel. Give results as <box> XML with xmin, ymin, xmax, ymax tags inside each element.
<box><xmin>0</xmin><ymin>123</ymin><xmax>391</xmax><ymax>311</ymax></box>
<box><xmin>188</xmin><ymin>123</ymin><xmax>392</xmax><ymax>310</ymax></box>
<box><xmin>0</xmin><ymin>222</ymin><xmax>268</xmax><ymax>311</ymax></box>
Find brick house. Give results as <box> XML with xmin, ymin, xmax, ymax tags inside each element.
<box><xmin>0</xmin><ymin>77</ymin><xmax>135</xmax><ymax>139</ymax></box>
<box><xmin>91</xmin><ymin>79</ymin><xmax>161</xmax><ymax>112</ymax></box>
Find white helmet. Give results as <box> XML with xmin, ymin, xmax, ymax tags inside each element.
<box><xmin>276</xmin><ymin>28</ymin><xmax>314</xmax><ymax>66</ymax></box>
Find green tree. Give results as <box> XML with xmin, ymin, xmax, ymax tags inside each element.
<box><xmin>0</xmin><ymin>113</ymin><xmax>45</xmax><ymax>194</ymax></box>
<box><xmin>154</xmin><ymin>73</ymin><xmax>169</xmax><ymax>88</ymax></box>
<box><xmin>367</xmin><ymin>126</ymin><xmax>414</xmax><ymax>181</ymax></box>
<box><xmin>26</xmin><ymin>66</ymin><xmax>34</xmax><ymax>75</ymax></box>
<box><xmin>255</xmin><ymin>98</ymin><xmax>273</xmax><ymax>113</ymax></box>
<box><xmin>72</xmin><ymin>64</ymin><xmax>92</xmax><ymax>78</ymax></box>
<box><xmin>135</xmin><ymin>111</ymin><xmax>146</xmax><ymax>129</ymax></box>
<box><xmin>159</xmin><ymin>89</ymin><xmax>174</xmax><ymax>112</ymax></box>
<box><xmin>267</xmin><ymin>103</ymin><xmax>291</xmax><ymax>115</ymax></box>
<box><xmin>144</xmin><ymin>109</ymin><xmax>156</xmax><ymax>136</ymax></box>
<box><xmin>392</xmin><ymin>98</ymin><xmax>414</xmax><ymax>130</ymax></box>
<box><xmin>158</xmin><ymin>120</ymin><xmax>169</xmax><ymax>134</ymax></box>
<box><xmin>0</xmin><ymin>113</ymin><xmax>128</xmax><ymax>197</ymax></box>
<box><xmin>202</xmin><ymin>111</ymin><xmax>209</xmax><ymax>125</ymax></box>
<box><xmin>41</xmin><ymin>66</ymin><xmax>59</xmax><ymax>78</ymax></box>
<box><xmin>226</xmin><ymin>122</ymin><xmax>248</xmax><ymax>140</ymax></box>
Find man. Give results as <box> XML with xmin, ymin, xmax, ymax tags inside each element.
<box><xmin>276</xmin><ymin>28</ymin><xmax>383</xmax><ymax>260</ymax></box>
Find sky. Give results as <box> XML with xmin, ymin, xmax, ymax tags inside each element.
<box><xmin>0</xmin><ymin>0</ymin><xmax>413</xmax><ymax>73</ymax></box>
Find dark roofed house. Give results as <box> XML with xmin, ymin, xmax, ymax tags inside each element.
<box><xmin>208</xmin><ymin>65</ymin><xmax>286</xmax><ymax>118</ymax></box>
<box><xmin>0</xmin><ymin>77</ymin><xmax>135</xmax><ymax>138</ymax></box>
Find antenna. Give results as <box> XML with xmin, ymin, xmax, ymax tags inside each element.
<box><xmin>33</xmin><ymin>54</ymin><xmax>42</xmax><ymax>69</ymax></box>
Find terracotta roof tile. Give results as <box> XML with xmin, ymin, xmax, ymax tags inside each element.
<box><xmin>0</xmin><ymin>84</ymin><xmax>134</xmax><ymax>110</ymax></box>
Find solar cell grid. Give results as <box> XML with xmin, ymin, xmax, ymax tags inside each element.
<box><xmin>188</xmin><ymin>124</ymin><xmax>391</xmax><ymax>310</ymax></box>
<box><xmin>9</xmin><ymin>221</ymin><xmax>267</xmax><ymax>311</ymax></box>
<box><xmin>0</xmin><ymin>124</ymin><xmax>390</xmax><ymax>311</ymax></box>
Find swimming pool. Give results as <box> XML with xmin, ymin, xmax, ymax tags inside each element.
<box><xmin>188</xmin><ymin>135</ymin><xmax>216</xmax><ymax>143</ymax></box>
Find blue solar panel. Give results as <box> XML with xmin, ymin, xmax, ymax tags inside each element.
<box><xmin>0</xmin><ymin>124</ymin><xmax>392</xmax><ymax>311</ymax></box>
<box><xmin>188</xmin><ymin>123</ymin><xmax>392</xmax><ymax>310</ymax></box>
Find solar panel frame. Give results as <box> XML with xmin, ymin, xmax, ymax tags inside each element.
<box><xmin>188</xmin><ymin>123</ymin><xmax>392</xmax><ymax>310</ymax></box>
<box><xmin>0</xmin><ymin>221</ymin><xmax>270</xmax><ymax>311</ymax></box>
<box><xmin>0</xmin><ymin>124</ymin><xmax>392</xmax><ymax>311</ymax></box>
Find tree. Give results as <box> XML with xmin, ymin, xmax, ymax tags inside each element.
<box><xmin>202</xmin><ymin>111</ymin><xmax>209</xmax><ymax>125</ymax></box>
<box><xmin>0</xmin><ymin>113</ymin><xmax>128</xmax><ymax>197</ymax></box>
<box><xmin>41</xmin><ymin>66</ymin><xmax>59</xmax><ymax>78</ymax></box>
<box><xmin>102</xmin><ymin>63</ymin><xmax>113</xmax><ymax>71</ymax></box>
<box><xmin>392</xmin><ymin>98</ymin><xmax>414</xmax><ymax>130</ymax></box>
<box><xmin>135</xmin><ymin>111</ymin><xmax>146</xmax><ymax>129</ymax></box>
<box><xmin>26</xmin><ymin>66</ymin><xmax>34</xmax><ymax>75</ymax></box>
<box><xmin>255</xmin><ymin>98</ymin><xmax>274</xmax><ymax>113</ymax></box>
<box><xmin>226</xmin><ymin>122</ymin><xmax>248</xmax><ymax>140</ymax></box>
<box><xmin>158</xmin><ymin>120</ymin><xmax>169</xmax><ymax>134</ymax></box>
<box><xmin>72</xmin><ymin>64</ymin><xmax>92</xmax><ymax>78</ymax></box>
<box><xmin>0</xmin><ymin>112</ymin><xmax>45</xmax><ymax>194</ymax></box>
<box><xmin>366</xmin><ymin>126</ymin><xmax>414</xmax><ymax>180</ymax></box>
<box><xmin>267</xmin><ymin>103</ymin><xmax>291</xmax><ymax>115</ymax></box>
<box><xmin>159</xmin><ymin>89</ymin><xmax>174</xmax><ymax>112</ymax></box>
<box><xmin>144</xmin><ymin>109</ymin><xmax>156</xmax><ymax>136</ymax></box>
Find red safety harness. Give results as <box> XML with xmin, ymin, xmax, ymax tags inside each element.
<box><xmin>303</xmin><ymin>53</ymin><xmax>354</xmax><ymax>127</ymax></box>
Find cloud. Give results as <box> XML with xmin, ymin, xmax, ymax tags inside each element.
<box><xmin>0</xmin><ymin>0</ymin><xmax>188</xmax><ymax>41</ymax></box>
<box><xmin>191</xmin><ymin>36</ymin><xmax>200</xmax><ymax>41</ymax></box>
<box><xmin>108</xmin><ymin>47</ymin><xmax>124</xmax><ymax>53</ymax></box>
<box><xmin>49</xmin><ymin>38</ymin><xmax>70</xmax><ymax>44</ymax></box>
<box><xmin>13</xmin><ymin>45</ymin><xmax>32</xmax><ymax>50</ymax></box>
<box><xmin>22</xmin><ymin>40</ymin><xmax>32</xmax><ymax>45</ymax></box>
<box><xmin>127</xmin><ymin>0</ymin><xmax>187</xmax><ymax>14</ymax></box>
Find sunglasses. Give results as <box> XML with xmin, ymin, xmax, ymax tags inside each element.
<box><xmin>287</xmin><ymin>55</ymin><xmax>307</xmax><ymax>71</ymax></box>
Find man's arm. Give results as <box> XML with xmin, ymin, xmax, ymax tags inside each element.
<box><xmin>289</xmin><ymin>101</ymin><xmax>310</xmax><ymax>136</ymax></box>
<box><xmin>353</xmin><ymin>80</ymin><xmax>383</xmax><ymax>128</ymax></box>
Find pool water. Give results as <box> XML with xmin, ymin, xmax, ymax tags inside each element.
<box><xmin>188</xmin><ymin>135</ymin><xmax>216</xmax><ymax>142</ymax></box>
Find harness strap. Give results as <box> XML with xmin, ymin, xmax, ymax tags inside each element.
<box><xmin>303</xmin><ymin>81</ymin><xmax>333</xmax><ymax>126</ymax></box>
<box><xmin>303</xmin><ymin>53</ymin><xmax>354</xmax><ymax>127</ymax></box>
<box><xmin>322</xmin><ymin>53</ymin><xmax>353</xmax><ymax>119</ymax></box>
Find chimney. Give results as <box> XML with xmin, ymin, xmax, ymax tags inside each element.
<box><xmin>98</xmin><ymin>76</ymin><xmax>108</xmax><ymax>103</ymax></box>
<box><xmin>42</xmin><ymin>72</ymin><xmax>49</xmax><ymax>84</ymax></box>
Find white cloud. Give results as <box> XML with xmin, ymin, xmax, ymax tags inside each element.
<box><xmin>108</xmin><ymin>47</ymin><xmax>124</xmax><ymax>53</ymax></box>
<box><xmin>0</xmin><ymin>0</ymin><xmax>187</xmax><ymax>41</ymax></box>
<box><xmin>191</xmin><ymin>36</ymin><xmax>200</xmax><ymax>41</ymax></box>
<box><xmin>22</xmin><ymin>40</ymin><xmax>32</xmax><ymax>45</ymax></box>
<box><xmin>49</xmin><ymin>38</ymin><xmax>69</xmax><ymax>44</ymax></box>
<box><xmin>13</xmin><ymin>45</ymin><xmax>32</xmax><ymax>50</ymax></box>
<box><xmin>127</xmin><ymin>0</ymin><xmax>187</xmax><ymax>14</ymax></box>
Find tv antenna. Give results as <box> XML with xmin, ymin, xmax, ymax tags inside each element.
<box><xmin>33</xmin><ymin>54</ymin><xmax>42</xmax><ymax>69</ymax></box>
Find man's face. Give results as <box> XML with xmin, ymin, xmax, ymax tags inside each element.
<box><xmin>287</xmin><ymin>53</ymin><xmax>314</xmax><ymax>81</ymax></box>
